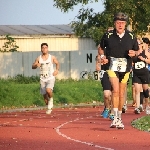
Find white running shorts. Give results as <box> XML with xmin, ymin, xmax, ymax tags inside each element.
<box><xmin>40</xmin><ymin>78</ymin><xmax>55</xmax><ymax>95</ymax></box>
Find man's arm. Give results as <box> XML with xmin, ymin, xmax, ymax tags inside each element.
<box><xmin>95</xmin><ymin>55</ymin><xmax>101</xmax><ymax>71</ymax></box>
<box><xmin>128</xmin><ymin>37</ymin><xmax>139</xmax><ymax>57</ymax></box>
<box><xmin>52</xmin><ymin>56</ymin><xmax>59</xmax><ymax>76</ymax></box>
<box><xmin>32</xmin><ymin>56</ymin><xmax>40</xmax><ymax>69</ymax></box>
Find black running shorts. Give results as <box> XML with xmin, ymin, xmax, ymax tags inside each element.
<box><xmin>132</xmin><ymin>72</ymin><xmax>149</xmax><ymax>84</ymax></box>
<box><xmin>100</xmin><ymin>70</ymin><xmax>112</xmax><ymax>91</ymax></box>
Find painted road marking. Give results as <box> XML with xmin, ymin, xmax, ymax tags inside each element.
<box><xmin>55</xmin><ymin>116</ymin><xmax>114</xmax><ymax>150</ymax></box>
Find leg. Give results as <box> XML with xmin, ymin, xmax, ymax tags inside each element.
<box><xmin>102</xmin><ymin>90</ymin><xmax>111</xmax><ymax>118</ymax></box>
<box><xmin>134</xmin><ymin>83</ymin><xmax>141</xmax><ymax>114</ymax></box>
<box><xmin>118</xmin><ymin>72</ymin><xmax>130</xmax><ymax>117</ymax></box>
<box><xmin>132</xmin><ymin>84</ymin><xmax>136</xmax><ymax>106</ymax></box>
<box><xmin>119</xmin><ymin>82</ymin><xmax>127</xmax><ymax>115</ymax></box>
<box><xmin>100</xmin><ymin>71</ymin><xmax>111</xmax><ymax>118</ymax></box>
<box><xmin>142</xmin><ymin>84</ymin><xmax>150</xmax><ymax>114</ymax></box>
<box><xmin>122</xmin><ymin>84</ymin><xmax>128</xmax><ymax>113</ymax></box>
<box><xmin>43</xmin><ymin>93</ymin><xmax>49</xmax><ymax>105</ymax></box>
<box><xmin>109</xmin><ymin>77</ymin><xmax>119</xmax><ymax>116</ymax></box>
<box><xmin>46</xmin><ymin>78</ymin><xmax>55</xmax><ymax>114</ymax></box>
<box><xmin>107</xmin><ymin>70</ymin><xmax>119</xmax><ymax>116</ymax></box>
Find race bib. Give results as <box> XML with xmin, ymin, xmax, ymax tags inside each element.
<box><xmin>40</xmin><ymin>63</ymin><xmax>52</xmax><ymax>78</ymax></box>
<box><xmin>109</xmin><ymin>57</ymin><xmax>127</xmax><ymax>72</ymax></box>
<box><xmin>134</xmin><ymin>61</ymin><xmax>145</xmax><ymax>69</ymax></box>
<box><xmin>99</xmin><ymin>70</ymin><xmax>105</xmax><ymax>79</ymax></box>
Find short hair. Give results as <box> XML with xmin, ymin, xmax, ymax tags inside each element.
<box><xmin>41</xmin><ymin>43</ymin><xmax>48</xmax><ymax>48</ymax></box>
<box><xmin>114</xmin><ymin>12</ymin><xmax>128</xmax><ymax>22</ymax></box>
<box><xmin>142</xmin><ymin>37</ymin><xmax>150</xmax><ymax>44</ymax></box>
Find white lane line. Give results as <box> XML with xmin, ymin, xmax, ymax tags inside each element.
<box><xmin>55</xmin><ymin>116</ymin><xmax>114</xmax><ymax>150</ymax></box>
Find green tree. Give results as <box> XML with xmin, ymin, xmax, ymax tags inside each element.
<box><xmin>0</xmin><ymin>35</ymin><xmax>19</xmax><ymax>52</ymax></box>
<box><xmin>53</xmin><ymin>0</ymin><xmax>150</xmax><ymax>45</ymax></box>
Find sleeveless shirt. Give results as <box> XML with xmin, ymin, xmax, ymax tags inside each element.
<box><xmin>39</xmin><ymin>54</ymin><xmax>54</xmax><ymax>81</ymax></box>
<box><xmin>132</xmin><ymin>50</ymin><xmax>148</xmax><ymax>75</ymax></box>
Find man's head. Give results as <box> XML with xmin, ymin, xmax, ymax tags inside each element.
<box><xmin>114</xmin><ymin>12</ymin><xmax>128</xmax><ymax>34</ymax></box>
<box><xmin>41</xmin><ymin>43</ymin><xmax>48</xmax><ymax>54</ymax></box>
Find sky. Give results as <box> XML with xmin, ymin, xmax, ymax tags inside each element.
<box><xmin>0</xmin><ymin>0</ymin><xmax>104</xmax><ymax>25</ymax></box>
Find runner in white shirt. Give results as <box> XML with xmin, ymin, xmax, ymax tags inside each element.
<box><xmin>32</xmin><ymin>43</ymin><xmax>59</xmax><ymax>114</ymax></box>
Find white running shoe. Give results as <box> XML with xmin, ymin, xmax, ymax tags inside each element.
<box><xmin>110</xmin><ymin>116</ymin><xmax>124</xmax><ymax>129</ymax></box>
<box><xmin>46</xmin><ymin>109</ymin><xmax>52</xmax><ymax>115</ymax></box>
<box><xmin>134</xmin><ymin>108</ymin><xmax>141</xmax><ymax>114</ymax></box>
<box><xmin>48</xmin><ymin>98</ymin><xmax>53</xmax><ymax>110</ymax></box>
<box><xmin>139</xmin><ymin>104</ymin><xmax>144</xmax><ymax>112</ymax></box>
<box><xmin>116</xmin><ymin>118</ymin><xmax>124</xmax><ymax>129</ymax></box>
<box><xmin>122</xmin><ymin>104</ymin><xmax>127</xmax><ymax>113</ymax></box>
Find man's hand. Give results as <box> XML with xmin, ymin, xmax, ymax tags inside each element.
<box><xmin>53</xmin><ymin>70</ymin><xmax>59</xmax><ymax>76</ymax></box>
<box><xmin>36</xmin><ymin>63</ymin><xmax>41</xmax><ymax>68</ymax></box>
<box><xmin>101</xmin><ymin>56</ymin><xmax>108</xmax><ymax>64</ymax></box>
<box><xmin>128</xmin><ymin>50</ymin><xmax>136</xmax><ymax>57</ymax></box>
<box><xmin>138</xmin><ymin>56</ymin><xmax>145</xmax><ymax>61</ymax></box>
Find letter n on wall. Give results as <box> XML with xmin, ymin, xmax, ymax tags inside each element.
<box><xmin>87</xmin><ymin>53</ymin><xmax>92</xmax><ymax>63</ymax></box>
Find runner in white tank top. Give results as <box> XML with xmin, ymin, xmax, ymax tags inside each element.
<box><xmin>39</xmin><ymin>54</ymin><xmax>54</xmax><ymax>81</ymax></box>
<box><xmin>32</xmin><ymin>43</ymin><xmax>59</xmax><ymax>114</ymax></box>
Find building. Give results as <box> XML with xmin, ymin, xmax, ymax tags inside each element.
<box><xmin>0</xmin><ymin>25</ymin><xmax>97</xmax><ymax>52</ymax></box>
<box><xmin>0</xmin><ymin>25</ymin><xmax>98</xmax><ymax>80</ymax></box>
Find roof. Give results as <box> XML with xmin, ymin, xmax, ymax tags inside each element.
<box><xmin>0</xmin><ymin>25</ymin><xmax>74</xmax><ymax>36</ymax></box>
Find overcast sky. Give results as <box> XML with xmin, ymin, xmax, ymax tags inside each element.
<box><xmin>0</xmin><ymin>0</ymin><xmax>104</xmax><ymax>25</ymax></box>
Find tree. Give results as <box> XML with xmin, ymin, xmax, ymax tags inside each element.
<box><xmin>53</xmin><ymin>0</ymin><xmax>150</xmax><ymax>45</ymax></box>
<box><xmin>0</xmin><ymin>35</ymin><xmax>19</xmax><ymax>52</ymax></box>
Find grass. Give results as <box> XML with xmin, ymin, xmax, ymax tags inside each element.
<box><xmin>132</xmin><ymin>116</ymin><xmax>150</xmax><ymax>132</ymax></box>
<box><xmin>0</xmin><ymin>75</ymin><xmax>104</xmax><ymax>109</ymax></box>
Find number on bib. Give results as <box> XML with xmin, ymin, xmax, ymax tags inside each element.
<box><xmin>109</xmin><ymin>58</ymin><xmax>127</xmax><ymax>72</ymax></box>
<box><xmin>134</xmin><ymin>61</ymin><xmax>145</xmax><ymax>69</ymax></box>
<box><xmin>99</xmin><ymin>70</ymin><xmax>105</xmax><ymax>79</ymax></box>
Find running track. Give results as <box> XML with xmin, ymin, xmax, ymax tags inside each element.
<box><xmin>0</xmin><ymin>105</ymin><xmax>150</xmax><ymax>150</ymax></box>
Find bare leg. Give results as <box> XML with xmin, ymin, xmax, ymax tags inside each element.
<box><xmin>43</xmin><ymin>93</ymin><xmax>49</xmax><ymax>105</ymax></box>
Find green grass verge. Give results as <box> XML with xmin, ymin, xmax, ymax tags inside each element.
<box><xmin>0</xmin><ymin>74</ymin><xmax>133</xmax><ymax>109</ymax></box>
<box><xmin>131</xmin><ymin>116</ymin><xmax>150</xmax><ymax>132</ymax></box>
<box><xmin>0</xmin><ymin>75</ymin><xmax>105</xmax><ymax>109</ymax></box>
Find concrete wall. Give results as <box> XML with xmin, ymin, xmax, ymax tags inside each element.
<box><xmin>0</xmin><ymin>50</ymin><xmax>100</xmax><ymax>80</ymax></box>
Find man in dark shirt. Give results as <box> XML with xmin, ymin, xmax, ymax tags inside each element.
<box><xmin>99</xmin><ymin>12</ymin><xmax>139</xmax><ymax>129</ymax></box>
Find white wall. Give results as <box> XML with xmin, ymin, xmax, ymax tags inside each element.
<box><xmin>0</xmin><ymin>50</ymin><xmax>100</xmax><ymax>80</ymax></box>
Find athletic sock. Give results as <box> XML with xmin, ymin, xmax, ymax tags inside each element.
<box><xmin>118</xmin><ymin>111</ymin><xmax>122</xmax><ymax>118</ymax></box>
<box><xmin>113</xmin><ymin>108</ymin><xmax>118</xmax><ymax>117</ymax></box>
<box><xmin>48</xmin><ymin>97</ymin><xmax>53</xmax><ymax>109</ymax></box>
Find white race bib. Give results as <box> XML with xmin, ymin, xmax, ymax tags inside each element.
<box><xmin>134</xmin><ymin>61</ymin><xmax>145</xmax><ymax>69</ymax></box>
<box><xmin>109</xmin><ymin>57</ymin><xmax>127</xmax><ymax>72</ymax></box>
<box><xmin>40</xmin><ymin>63</ymin><xmax>52</xmax><ymax>79</ymax></box>
<box><xmin>99</xmin><ymin>70</ymin><xmax>105</xmax><ymax>79</ymax></box>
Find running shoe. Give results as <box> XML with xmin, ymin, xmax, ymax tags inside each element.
<box><xmin>134</xmin><ymin>108</ymin><xmax>141</xmax><ymax>114</ymax></box>
<box><xmin>139</xmin><ymin>104</ymin><xmax>144</xmax><ymax>112</ymax></box>
<box><xmin>100</xmin><ymin>107</ymin><xmax>106</xmax><ymax>116</ymax></box>
<box><xmin>109</xmin><ymin>114</ymin><xmax>114</xmax><ymax>121</ymax></box>
<box><xmin>116</xmin><ymin>118</ymin><xmax>124</xmax><ymax>129</ymax></box>
<box><xmin>102</xmin><ymin>109</ymin><xmax>110</xmax><ymax>118</ymax></box>
<box><xmin>110</xmin><ymin>116</ymin><xmax>124</xmax><ymax>129</ymax></box>
<box><xmin>46</xmin><ymin>109</ymin><xmax>52</xmax><ymax>114</ymax></box>
<box><xmin>146</xmin><ymin>106</ymin><xmax>150</xmax><ymax>115</ymax></box>
<box><xmin>122</xmin><ymin>104</ymin><xmax>127</xmax><ymax>113</ymax></box>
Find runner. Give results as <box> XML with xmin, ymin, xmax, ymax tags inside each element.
<box><xmin>32</xmin><ymin>43</ymin><xmax>59</xmax><ymax>114</ymax></box>
<box><xmin>99</xmin><ymin>12</ymin><xmax>139</xmax><ymax>129</ymax></box>
<box><xmin>132</xmin><ymin>37</ymin><xmax>150</xmax><ymax>114</ymax></box>
<box><xmin>96</xmin><ymin>45</ymin><xmax>114</xmax><ymax>120</ymax></box>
